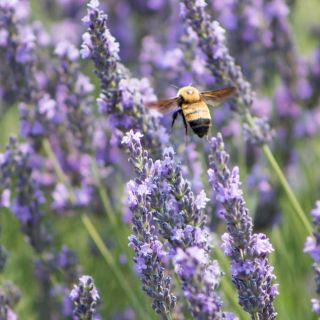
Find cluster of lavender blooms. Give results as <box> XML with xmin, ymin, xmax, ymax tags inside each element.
<box><xmin>0</xmin><ymin>224</ymin><xmax>20</xmax><ymax>320</ymax></box>
<box><xmin>70</xmin><ymin>275</ymin><xmax>100</xmax><ymax>319</ymax></box>
<box><xmin>0</xmin><ymin>137</ymin><xmax>82</xmax><ymax>318</ymax></box>
<box><xmin>304</xmin><ymin>202</ymin><xmax>320</xmax><ymax>315</ymax></box>
<box><xmin>81</xmin><ymin>0</ymin><xmax>168</xmax><ymax>151</ymax></box>
<box><xmin>123</xmin><ymin>131</ymin><xmax>176</xmax><ymax>317</ymax></box>
<box><xmin>0</xmin><ymin>0</ymin><xmax>320</xmax><ymax>318</ymax></box>
<box><xmin>0</xmin><ymin>137</ymin><xmax>50</xmax><ymax>251</ymax></box>
<box><xmin>0</xmin><ymin>281</ymin><xmax>20</xmax><ymax>320</ymax></box>
<box><xmin>0</xmin><ymin>0</ymin><xmax>38</xmax><ymax>107</ymax></box>
<box><xmin>209</xmin><ymin>0</ymin><xmax>291</xmax><ymax>86</ymax></box>
<box><xmin>210</xmin><ymin>0</ymin><xmax>320</xmax><ymax>147</ymax></box>
<box><xmin>0</xmin><ymin>0</ymin><xmax>113</xmax><ymax>213</ymax></box>
<box><xmin>179</xmin><ymin>0</ymin><xmax>274</xmax><ymax>147</ymax></box>
<box><xmin>123</xmin><ymin>130</ymin><xmax>237</xmax><ymax>319</ymax></box>
<box><xmin>208</xmin><ymin>133</ymin><xmax>278</xmax><ymax>319</ymax></box>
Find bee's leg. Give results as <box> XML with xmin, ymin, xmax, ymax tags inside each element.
<box><xmin>171</xmin><ymin>109</ymin><xmax>181</xmax><ymax>128</ymax></box>
<box><xmin>181</xmin><ymin>113</ymin><xmax>188</xmax><ymax>136</ymax></box>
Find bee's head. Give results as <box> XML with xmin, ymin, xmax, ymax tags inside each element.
<box><xmin>177</xmin><ymin>86</ymin><xmax>201</xmax><ymax>104</ymax></box>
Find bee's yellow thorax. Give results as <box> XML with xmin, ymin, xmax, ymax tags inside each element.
<box><xmin>177</xmin><ymin>86</ymin><xmax>201</xmax><ymax>103</ymax></box>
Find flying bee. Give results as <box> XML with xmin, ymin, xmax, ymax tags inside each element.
<box><xmin>146</xmin><ymin>86</ymin><xmax>236</xmax><ymax>138</ymax></box>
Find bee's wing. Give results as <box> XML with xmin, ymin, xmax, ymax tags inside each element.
<box><xmin>145</xmin><ymin>97</ymin><xmax>178</xmax><ymax>114</ymax></box>
<box><xmin>201</xmin><ymin>87</ymin><xmax>236</xmax><ymax>106</ymax></box>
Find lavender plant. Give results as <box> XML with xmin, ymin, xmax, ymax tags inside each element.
<box><xmin>0</xmin><ymin>0</ymin><xmax>319</xmax><ymax>318</ymax></box>
<box><xmin>123</xmin><ymin>130</ymin><xmax>236</xmax><ymax>319</ymax></box>
<box><xmin>123</xmin><ymin>131</ymin><xmax>176</xmax><ymax>318</ymax></box>
<box><xmin>208</xmin><ymin>133</ymin><xmax>278</xmax><ymax>320</ymax></box>
<box><xmin>81</xmin><ymin>0</ymin><xmax>168</xmax><ymax>151</ymax></box>
<box><xmin>0</xmin><ymin>137</ymin><xmax>81</xmax><ymax>318</ymax></box>
<box><xmin>70</xmin><ymin>275</ymin><xmax>100</xmax><ymax>320</ymax></box>
<box><xmin>179</xmin><ymin>0</ymin><xmax>312</xmax><ymax>236</ymax></box>
<box><xmin>304</xmin><ymin>201</ymin><xmax>320</xmax><ymax>315</ymax></box>
<box><xmin>0</xmin><ymin>281</ymin><xmax>20</xmax><ymax>320</ymax></box>
<box><xmin>0</xmin><ymin>0</ymin><xmax>36</xmax><ymax>106</ymax></box>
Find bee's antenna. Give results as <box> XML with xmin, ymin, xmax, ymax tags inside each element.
<box><xmin>170</xmin><ymin>84</ymin><xmax>179</xmax><ymax>89</ymax></box>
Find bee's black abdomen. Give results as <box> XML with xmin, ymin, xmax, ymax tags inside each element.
<box><xmin>188</xmin><ymin>119</ymin><xmax>211</xmax><ymax>138</ymax></box>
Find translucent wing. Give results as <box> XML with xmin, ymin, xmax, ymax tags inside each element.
<box><xmin>145</xmin><ymin>97</ymin><xmax>178</xmax><ymax>114</ymax></box>
<box><xmin>201</xmin><ymin>87</ymin><xmax>236</xmax><ymax>105</ymax></box>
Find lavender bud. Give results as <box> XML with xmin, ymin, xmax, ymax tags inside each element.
<box><xmin>70</xmin><ymin>275</ymin><xmax>100</xmax><ymax>320</ymax></box>
<box><xmin>0</xmin><ymin>281</ymin><xmax>20</xmax><ymax>320</ymax></box>
<box><xmin>243</xmin><ymin>117</ymin><xmax>274</xmax><ymax>146</ymax></box>
<box><xmin>304</xmin><ymin>201</ymin><xmax>320</xmax><ymax>314</ymax></box>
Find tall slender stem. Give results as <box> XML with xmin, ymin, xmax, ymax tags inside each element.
<box><xmin>91</xmin><ymin>160</ymin><xmax>117</xmax><ymax>226</ymax></box>
<box><xmin>253</xmin><ymin>312</ymin><xmax>260</xmax><ymax>320</ymax></box>
<box><xmin>81</xmin><ymin>214</ymin><xmax>146</xmax><ymax>319</ymax></box>
<box><xmin>213</xmin><ymin>247</ymin><xmax>248</xmax><ymax>319</ymax></box>
<box><xmin>244</xmin><ymin>113</ymin><xmax>312</xmax><ymax>235</ymax></box>
<box><xmin>42</xmin><ymin>139</ymin><xmax>149</xmax><ymax>318</ymax></box>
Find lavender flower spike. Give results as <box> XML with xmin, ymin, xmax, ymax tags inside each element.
<box><xmin>122</xmin><ymin>131</ymin><xmax>176</xmax><ymax>318</ymax></box>
<box><xmin>156</xmin><ymin>148</ymin><xmax>231</xmax><ymax>319</ymax></box>
<box><xmin>81</xmin><ymin>0</ymin><xmax>168</xmax><ymax>150</ymax></box>
<box><xmin>304</xmin><ymin>201</ymin><xmax>320</xmax><ymax>315</ymax></box>
<box><xmin>180</xmin><ymin>0</ymin><xmax>272</xmax><ymax>145</ymax></box>
<box><xmin>124</xmin><ymin>131</ymin><xmax>235</xmax><ymax>319</ymax></box>
<box><xmin>208</xmin><ymin>133</ymin><xmax>278</xmax><ymax>319</ymax></box>
<box><xmin>70</xmin><ymin>275</ymin><xmax>100</xmax><ymax>320</ymax></box>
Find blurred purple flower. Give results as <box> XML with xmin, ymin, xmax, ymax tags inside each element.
<box><xmin>180</xmin><ymin>0</ymin><xmax>274</xmax><ymax>145</ymax></box>
<box><xmin>304</xmin><ymin>201</ymin><xmax>320</xmax><ymax>315</ymax></box>
<box><xmin>0</xmin><ymin>281</ymin><xmax>20</xmax><ymax>320</ymax></box>
<box><xmin>81</xmin><ymin>0</ymin><xmax>167</xmax><ymax>151</ymax></box>
<box><xmin>70</xmin><ymin>275</ymin><xmax>100</xmax><ymax>319</ymax></box>
<box><xmin>0</xmin><ymin>137</ymin><xmax>50</xmax><ymax>252</ymax></box>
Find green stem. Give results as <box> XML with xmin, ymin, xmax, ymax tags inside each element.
<box><xmin>173</xmin><ymin>274</ymin><xmax>193</xmax><ymax>320</ymax></box>
<box><xmin>261</xmin><ymin>144</ymin><xmax>312</xmax><ymax>234</ymax></box>
<box><xmin>213</xmin><ymin>247</ymin><xmax>248</xmax><ymax>319</ymax></box>
<box><xmin>253</xmin><ymin>312</ymin><xmax>260</xmax><ymax>320</ymax></box>
<box><xmin>244</xmin><ymin>113</ymin><xmax>312</xmax><ymax>235</ymax></box>
<box><xmin>81</xmin><ymin>214</ymin><xmax>146</xmax><ymax>319</ymax></box>
<box><xmin>91</xmin><ymin>160</ymin><xmax>117</xmax><ymax>226</ymax></box>
<box><xmin>43</xmin><ymin>140</ymin><xmax>69</xmax><ymax>186</ymax></box>
<box><xmin>43</xmin><ymin>139</ymin><xmax>148</xmax><ymax>318</ymax></box>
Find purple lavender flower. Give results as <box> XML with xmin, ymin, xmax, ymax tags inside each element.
<box><xmin>53</xmin><ymin>41</ymin><xmax>95</xmax><ymax>153</ymax></box>
<box><xmin>0</xmin><ymin>137</ymin><xmax>82</xmax><ymax>318</ymax></box>
<box><xmin>243</xmin><ymin>117</ymin><xmax>274</xmax><ymax>146</ymax></box>
<box><xmin>81</xmin><ymin>0</ymin><xmax>168</xmax><ymax>151</ymax></box>
<box><xmin>122</xmin><ymin>131</ymin><xmax>176</xmax><ymax>317</ymax></box>
<box><xmin>0</xmin><ymin>1</ymin><xmax>48</xmax><ymax>106</ymax></box>
<box><xmin>304</xmin><ymin>201</ymin><xmax>320</xmax><ymax>315</ymax></box>
<box><xmin>208</xmin><ymin>133</ymin><xmax>278</xmax><ymax>319</ymax></box>
<box><xmin>124</xmin><ymin>131</ymin><xmax>235</xmax><ymax>319</ymax></box>
<box><xmin>0</xmin><ymin>281</ymin><xmax>20</xmax><ymax>320</ymax></box>
<box><xmin>155</xmin><ymin>146</ymin><xmax>231</xmax><ymax>319</ymax></box>
<box><xmin>0</xmin><ymin>137</ymin><xmax>50</xmax><ymax>252</ymax></box>
<box><xmin>180</xmin><ymin>0</ymin><xmax>274</xmax><ymax>145</ymax></box>
<box><xmin>70</xmin><ymin>275</ymin><xmax>100</xmax><ymax>320</ymax></box>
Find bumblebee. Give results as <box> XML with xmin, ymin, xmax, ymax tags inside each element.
<box><xmin>146</xmin><ymin>86</ymin><xmax>236</xmax><ymax>138</ymax></box>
